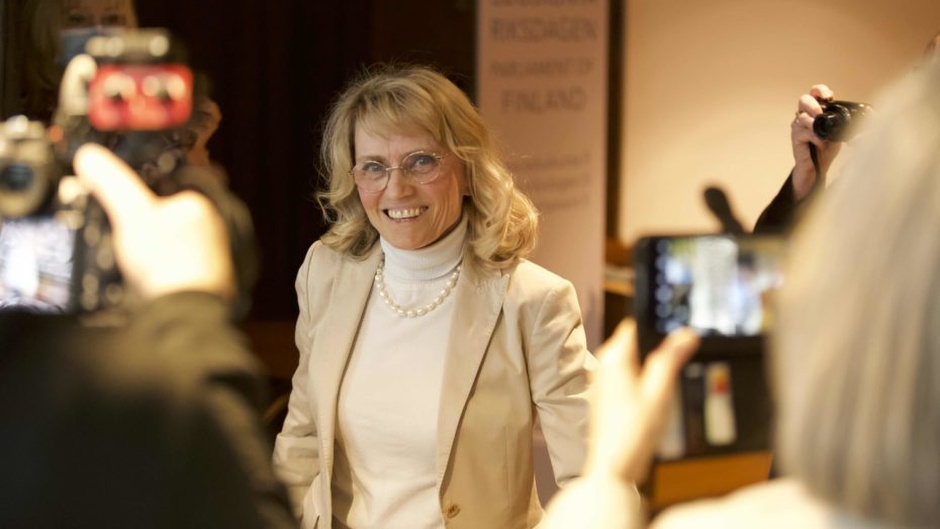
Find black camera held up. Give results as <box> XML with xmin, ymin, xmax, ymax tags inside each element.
<box><xmin>813</xmin><ymin>99</ymin><xmax>873</xmax><ymax>142</ymax></box>
<box><xmin>53</xmin><ymin>29</ymin><xmax>195</xmax><ymax>185</ymax></box>
<box><xmin>0</xmin><ymin>114</ymin><xmax>118</xmax><ymax>313</ymax></box>
<box><xmin>0</xmin><ymin>29</ymin><xmax>258</xmax><ymax>317</ymax></box>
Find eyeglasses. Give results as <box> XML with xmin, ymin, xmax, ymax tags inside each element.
<box><xmin>350</xmin><ymin>151</ymin><xmax>447</xmax><ymax>193</ymax></box>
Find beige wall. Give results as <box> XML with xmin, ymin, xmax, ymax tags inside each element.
<box><xmin>619</xmin><ymin>0</ymin><xmax>940</xmax><ymax>244</ymax></box>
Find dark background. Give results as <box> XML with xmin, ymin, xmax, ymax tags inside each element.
<box><xmin>133</xmin><ymin>0</ymin><xmax>476</xmax><ymax>323</ymax></box>
<box><xmin>0</xmin><ymin>0</ymin><xmax>476</xmax><ymax>377</ymax></box>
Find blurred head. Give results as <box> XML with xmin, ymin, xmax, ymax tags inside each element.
<box><xmin>21</xmin><ymin>0</ymin><xmax>138</xmax><ymax>120</ymax></box>
<box><xmin>773</xmin><ymin>60</ymin><xmax>940</xmax><ymax>526</ymax></box>
<box><xmin>317</xmin><ymin>64</ymin><xmax>538</xmax><ymax>268</ymax></box>
<box><xmin>60</xmin><ymin>0</ymin><xmax>138</xmax><ymax>29</ymax></box>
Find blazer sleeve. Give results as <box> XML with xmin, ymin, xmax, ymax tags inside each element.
<box><xmin>524</xmin><ymin>275</ymin><xmax>595</xmax><ymax>487</ymax></box>
<box><xmin>272</xmin><ymin>243</ymin><xmax>322</xmax><ymax>516</ymax></box>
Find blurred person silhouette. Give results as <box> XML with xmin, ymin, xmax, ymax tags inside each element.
<box><xmin>754</xmin><ymin>30</ymin><xmax>940</xmax><ymax>234</ymax></box>
<box><xmin>272</xmin><ymin>64</ymin><xmax>594</xmax><ymax>529</ymax></box>
<box><xmin>17</xmin><ymin>0</ymin><xmax>224</xmax><ymax>178</ymax></box>
<box><xmin>542</xmin><ymin>56</ymin><xmax>940</xmax><ymax>529</ymax></box>
<box><xmin>0</xmin><ymin>144</ymin><xmax>295</xmax><ymax>528</ymax></box>
<box><xmin>20</xmin><ymin>0</ymin><xmax>139</xmax><ymax>122</ymax></box>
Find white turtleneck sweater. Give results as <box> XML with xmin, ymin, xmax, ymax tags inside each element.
<box><xmin>331</xmin><ymin>217</ymin><xmax>467</xmax><ymax>529</ymax></box>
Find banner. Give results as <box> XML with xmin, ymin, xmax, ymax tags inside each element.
<box><xmin>477</xmin><ymin>0</ymin><xmax>609</xmax><ymax>349</ymax></box>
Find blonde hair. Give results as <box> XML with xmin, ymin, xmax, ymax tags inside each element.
<box><xmin>317</xmin><ymin>64</ymin><xmax>539</xmax><ymax>269</ymax></box>
<box><xmin>773</xmin><ymin>60</ymin><xmax>940</xmax><ymax>526</ymax></box>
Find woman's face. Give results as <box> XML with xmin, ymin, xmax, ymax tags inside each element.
<box><xmin>353</xmin><ymin>127</ymin><xmax>467</xmax><ymax>250</ymax></box>
<box><xmin>61</xmin><ymin>0</ymin><xmax>137</xmax><ymax>29</ymax></box>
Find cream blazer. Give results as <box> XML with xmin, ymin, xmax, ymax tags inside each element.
<box><xmin>273</xmin><ymin>241</ymin><xmax>594</xmax><ymax>529</ymax></box>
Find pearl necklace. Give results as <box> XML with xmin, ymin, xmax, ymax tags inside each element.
<box><xmin>374</xmin><ymin>259</ymin><xmax>461</xmax><ymax>318</ymax></box>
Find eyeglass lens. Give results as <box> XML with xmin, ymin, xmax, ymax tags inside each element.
<box><xmin>352</xmin><ymin>151</ymin><xmax>443</xmax><ymax>191</ymax></box>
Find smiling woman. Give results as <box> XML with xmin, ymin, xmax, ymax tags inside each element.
<box><xmin>272</xmin><ymin>63</ymin><xmax>596</xmax><ymax>529</ymax></box>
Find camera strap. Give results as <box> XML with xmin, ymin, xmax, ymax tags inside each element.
<box><xmin>809</xmin><ymin>143</ymin><xmax>826</xmax><ymax>188</ymax></box>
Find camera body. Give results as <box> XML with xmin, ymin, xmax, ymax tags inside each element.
<box><xmin>0</xmin><ymin>116</ymin><xmax>118</xmax><ymax>312</ymax></box>
<box><xmin>633</xmin><ymin>233</ymin><xmax>786</xmax><ymax>459</ymax></box>
<box><xmin>813</xmin><ymin>100</ymin><xmax>872</xmax><ymax>142</ymax></box>
<box><xmin>55</xmin><ymin>29</ymin><xmax>194</xmax><ymax>182</ymax></box>
<box><xmin>84</xmin><ymin>33</ymin><xmax>193</xmax><ymax>132</ymax></box>
<box><xmin>0</xmin><ymin>29</ymin><xmax>194</xmax><ymax>314</ymax></box>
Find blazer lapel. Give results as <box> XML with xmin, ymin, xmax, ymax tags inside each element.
<box><xmin>313</xmin><ymin>246</ymin><xmax>382</xmax><ymax>476</ymax></box>
<box><xmin>436</xmin><ymin>253</ymin><xmax>510</xmax><ymax>481</ymax></box>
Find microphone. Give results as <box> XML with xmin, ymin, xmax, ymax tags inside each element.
<box><xmin>703</xmin><ymin>186</ymin><xmax>746</xmax><ymax>235</ymax></box>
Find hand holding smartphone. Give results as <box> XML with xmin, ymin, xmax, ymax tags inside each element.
<box><xmin>633</xmin><ymin>234</ymin><xmax>785</xmax><ymax>459</ymax></box>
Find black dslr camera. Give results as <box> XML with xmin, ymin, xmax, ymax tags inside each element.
<box><xmin>0</xmin><ymin>29</ymin><xmax>257</xmax><ymax>316</ymax></box>
<box><xmin>0</xmin><ymin>115</ymin><xmax>115</xmax><ymax>312</ymax></box>
<box><xmin>813</xmin><ymin>100</ymin><xmax>873</xmax><ymax>142</ymax></box>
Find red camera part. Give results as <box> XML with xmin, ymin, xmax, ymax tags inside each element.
<box><xmin>87</xmin><ymin>64</ymin><xmax>193</xmax><ymax>131</ymax></box>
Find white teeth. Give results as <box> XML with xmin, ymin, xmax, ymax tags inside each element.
<box><xmin>387</xmin><ymin>207</ymin><xmax>423</xmax><ymax>220</ymax></box>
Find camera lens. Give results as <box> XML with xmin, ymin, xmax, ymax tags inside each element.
<box><xmin>0</xmin><ymin>117</ymin><xmax>59</xmax><ymax>219</ymax></box>
<box><xmin>0</xmin><ymin>163</ymin><xmax>35</xmax><ymax>192</ymax></box>
<box><xmin>813</xmin><ymin>108</ymin><xmax>850</xmax><ymax>142</ymax></box>
<box><xmin>0</xmin><ymin>160</ymin><xmax>51</xmax><ymax>218</ymax></box>
<box><xmin>812</xmin><ymin>101</ymin><xmax>872</xmax><ymax>142</ymax></box>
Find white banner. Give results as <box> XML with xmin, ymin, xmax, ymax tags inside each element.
<box><xmin>477</xmin><ymin>0</ymin><xmax>609</xmax><ymax>349</ymax></box>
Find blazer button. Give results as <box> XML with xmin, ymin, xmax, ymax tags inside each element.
<box><xmin>444</xmin><ymin>503</ymin><xmax>461</xmax><ymax>519</ymax></box>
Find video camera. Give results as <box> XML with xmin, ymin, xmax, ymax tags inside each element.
<box><xmin>0</xmin><ymin>29</ymin><xmax>257</xmax><ymax>317</ymax></box>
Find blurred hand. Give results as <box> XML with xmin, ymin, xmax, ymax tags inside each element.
<box><xmin>584</xmin><ymin>320</ymin><xmax>699</xmax><ymax>484</ymax></box>
<box><xmin>184</xmin><ymin>97</ymin><xmax>222</xmax><ymax>170</ymax></box>
<box><xmin>791</xmin><ymin>84</ymin><xmax>843</xmax><ymax>201</ymax></box>
<box><xmin>73</xmin><ymin>144</ymin><xmax>235</xmax><ymax>301</ymax></box>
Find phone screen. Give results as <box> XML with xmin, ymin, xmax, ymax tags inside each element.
<box><xmin>634</xmin><ymin>234</ymin><xmax>784</xmax><ymax>459</ymax></box>
<box><xmin>641</xmin><ymin>235</ymin><xmax>785</xmax><ymax>339</ymax></box>
<box><xmin>0</xmin><ymin>217</ymin><xmax>76</xmax><ymax>312</ymax></box>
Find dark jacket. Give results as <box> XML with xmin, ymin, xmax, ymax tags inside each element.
<box><xmin>0</xmin><ymin>292</ymin><xmax>297</xmax><ymax>529</ymax></box>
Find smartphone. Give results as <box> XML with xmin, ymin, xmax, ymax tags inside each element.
<box><xmin>633</xmin><ymin>233</ymin><xmax>786</xmax><ymax>459</ymax></box>
<box><xmin>634</xmin><ymin>234</ymin><xmax>786</xmax><ymax>357</ymax></box>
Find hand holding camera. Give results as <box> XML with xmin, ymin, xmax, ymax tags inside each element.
<box><xmin>73</xmin><ymin>144</ymin><xmax>234</xmax><ymax>301</ymax></box>
<box><xmin>0</xmin><ymin>29</ymin><xmax>256</xmax><ymax>316</ymax></box>
<box><xmin>789</xmin><ymin>85</ymin><xmax>872</xmax><ymax>201</ymax></box>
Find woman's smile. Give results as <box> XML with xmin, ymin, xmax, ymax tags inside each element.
<box><xmin>385</xmin><ymin>206</ymin><xmax>427</xmax><ymax>220</ymax></box>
